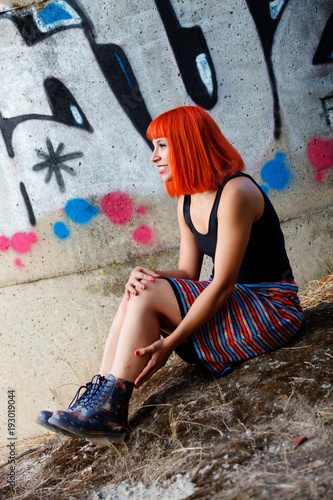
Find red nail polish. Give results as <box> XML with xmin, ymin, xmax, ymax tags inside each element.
<box><xmin>150</xmin><ymin>278</ymin><xmax>154</xmax><ymax>282</ymax></box>
<box><xmin>135</xmin><ymin>350</ymin><xmax>140</xmax><ymax>356</ymax></box>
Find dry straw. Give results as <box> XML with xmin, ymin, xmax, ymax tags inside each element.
<box><xmin>299</xmin><ymin>274</ymin><xmax>333</xmax><ymax>309</ymax></box>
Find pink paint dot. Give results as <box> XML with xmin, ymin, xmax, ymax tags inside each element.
<box><xmin>137</xmin><ymin>205</ymin><xmax>147</xmax><ymax>215</ymax></box>
<box><xmin>11</xmin><ymin>232</ymin><xmax>38</xmax><ymax>254</ymax></box>
<box><xmin>0</xmin><ymin>236</ymin><xmax>10</xmax><ymax>252</ymax></box>
<box><xmin>28</xmin><ymin>232</ymin><xmax>38</xmax><ymax>243</ymax></box>
<box><xmin>101</xmin><ymin>192</ymin><xmax>133</xmax><ymax>226</ymax></box>
<box><xmin>14</xmin><ymin>259</ymin><xmax>23</xmax><ymax>267</ymax></box>
<box><xmin>307</xmin><ymin>138</ymin><xmax>333</xmax><ymax>182</ymax></box>
<box><xmin>133</xmin><ymin>225</ymin><xmax>153</xmax><ymax>245</ymax></box>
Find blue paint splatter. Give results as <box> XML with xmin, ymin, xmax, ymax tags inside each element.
<box><xmin>54</xmin><ymin>221</ymin><xmax>70</xmax><ymax>239</ymax></box>
<box><xmin>39</xmin><ymin>3</ymin><xmax>72</xmax><ymax>24</ymax></box>
<box><xmin>36</xmin><ymin>1</ymin><xmax>82</xmax><ymax>33</ymax></box>
<box><xmin>269</xmin><ymin>0</ymin><xmax>286</xmax><ymax>20</ymax></box>
<box><xmin>65</xmin><ymin>198</ymin><xmax>98</xmax><ymax>224</ymax></box>
<box><xmin>260</xmin><ymin>152</ymin><xmax>290</xmax><ymax>190</ymax></box>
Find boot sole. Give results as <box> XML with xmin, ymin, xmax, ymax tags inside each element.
<box><xmin>35</xmin><ymin>416</ymin><xmax>77</xmax><ymax>438</ymax></box>
<box><xmin>87</xmin><ymin>435</ymin><xmax>125</xmax><ymax>446</ymax></box>
<box><xmin>48</xmin><ymin>415</ymin><xmax>129</xmax><ymax>444</ymax></box>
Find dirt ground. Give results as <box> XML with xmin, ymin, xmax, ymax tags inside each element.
<box><xmin>0</xmin><ymin>277</ymin><xmax>332</xmax><ymax>499</ymax></box>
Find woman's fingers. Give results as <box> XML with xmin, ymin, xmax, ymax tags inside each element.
<box><xmin>125</xmin><ymin>267</ymin><xmax>161</xmax><ymax>298</ymax></box>
<box><xmin>135</xmin><ymin>268</ymin><xmax>161</xmax><ymax>283</ymax></box>
<box><xmin>134</xmin><ymin>355</ymin><xmax>159</xmax><ymax>387</ymax></box>
<box><xmin>140</xmin><ymin>267</ymin><xmax>160</xmax><ymax>276</ymax></box>
<box><xmin>134</xmin><ymin>340</ymin><xmax>172</xmax><ymax>387</ymax></box>
<box><xmin>135</xmin><ymin>345</ymin><xmax>151</xmax><ymax>356</ymax></box>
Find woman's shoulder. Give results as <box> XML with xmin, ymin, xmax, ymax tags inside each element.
<box><xmin>222</xmin><ymin>174</ymin><xmax>259</xmax><ymax>197</ymax></box>
<box><xmin>219</xmin><ymin>174</ymin><xmax>265</xmax><ymax>220</ymax></box>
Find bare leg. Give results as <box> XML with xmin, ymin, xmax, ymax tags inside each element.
<box><xmin>99</xmin><ymin>296</ymin><xmax>128</xmax><ymax>375</ymax></box>
<box><xmin>46</xmin><ymin>279</ymin><xmax>182</xmax><ymax>441</ymax></box>
<box><xmin>99</xmin><ymin>279</ymin><xmax>182</xmax><ymax>382</ymax></box>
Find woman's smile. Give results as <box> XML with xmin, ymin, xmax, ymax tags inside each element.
<box><xmin>158</xmin><ymin>165</ymin><xmax>168</xmax><ymax>175</ymax></box>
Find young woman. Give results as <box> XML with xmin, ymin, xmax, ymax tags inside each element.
<box><xmin>36</xmin><ymin>106</ymin><xmax>303</xmax><ymax>445</ymax></box>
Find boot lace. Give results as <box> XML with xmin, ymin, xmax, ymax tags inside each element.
<box><xmin>82</xmin><ymin>376</ymin><xmax>115</xmax><ymax>410</ymax></box>
<box><xmin>68</xmin><ymin>375</ymin><xmax>106</xmax><ymax>410</ymax></box>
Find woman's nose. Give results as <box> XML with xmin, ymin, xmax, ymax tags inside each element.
<box><xmin>151</xmin><ymin>149</ymin><xmax>159</xmax><ymax>162</ymax></box>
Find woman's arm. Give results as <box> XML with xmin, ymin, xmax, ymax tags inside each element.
<box><xmin>164</xmin><ymin>177</ymin><xmax>264</xmax><ymax>346</ymax></box>
<box><xmin>125</xmin><ymin>197</ymin><xmax>203</xmax><ymax>298</ymax></box>
<box><xmin>135</xmin><ymin>177</ymin><xmax>264</xmax><ymax>385</ymax></box>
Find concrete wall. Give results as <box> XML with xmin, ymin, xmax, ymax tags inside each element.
<box><xmin>0</xmin><ymin>0</ymin><xmax>332</xmax><ymax>440</ymax></box>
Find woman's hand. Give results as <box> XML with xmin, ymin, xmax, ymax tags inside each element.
<box><xmin>125</xmin><ymin>266</ymin><xmax>161</xmax><ymax>300</ymax></box>
<box><xmin>134</xmin><ymin>338</ymin><xmax>173</xmax><ymax>388</ymax></box>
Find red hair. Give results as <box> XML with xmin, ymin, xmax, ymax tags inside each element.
<box><xmin>147</xmin><ymin>106</ymin><xmax>244</xmax><ymax>197</ymax></box>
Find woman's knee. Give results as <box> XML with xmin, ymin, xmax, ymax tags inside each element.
<box><xmin>129</xmin><ymin>278</ymin><xmax>180</xmax><ymax>322</ymax></box>
<box><xmin>127</xmin><ymin>278</ymin><xmax>167</xmax><ymax>310</ymax></box>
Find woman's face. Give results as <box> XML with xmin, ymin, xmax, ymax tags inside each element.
<box><xmin>151</xmin><ymin>138</ymin><xmax>172</xmax><ymax>182</ymax></box>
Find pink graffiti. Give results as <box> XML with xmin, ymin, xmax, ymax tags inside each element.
<box><xmin>101</xmin><ymin>193</ymin><xmax>153</xmax><ymax>245</ymax></box>
<box><xmin>133</xmin><ymin>225</ymin><xmax>153</xmax><ymax>245</ymax></box>
<box><xmin>307</xmin><ymin>138</ymin><xmax>333</xmax><ymax>182</ymax></box>
<box><xmin>14</xmin><ymin>259</ymin><xmax>23</xmax><ymax>267</ymax></box>
<box><xmin>0</xmin><ymin>236</ymin><xmax>10</xmax><ymax>251</ymax></box>
<box><xmin>137</xmin><ymin>205</ymin><xmax>147</xmax><ymax>215</ymax></box>
<box><xmin>11</xmin><ymin>232</ymin><xmax>38</xmax><ymax>253</ymax></box>
<box><xmin>101</xmin><ymin>192</ymin><xmax>133</xmax><ymax>225</ymax></box>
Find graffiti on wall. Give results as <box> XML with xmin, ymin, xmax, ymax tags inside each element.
<box><xmin>52</xmin><ymin>193</ymin><xmax>153</xmax><ymax>245</ymax></box>
<box><xmin>8</xmin><ymin>0</ymin><xmax>152</xmax><ymax>148</ymax></box>
<box><xmin>0</xmin><ymin>0</ymin><xmax>332</xmax><ymax>269</ymax></box>
<box><xmin>0</xmin><ymin>232</ymin><xmax>38</xmax><ymax>268</ymax></box>
<box><xmin>245</xmin><ymin>0</ymin><xmax>290</xmax><ymax>140</ymax></box>
<box><xmin>154</xmin><ymin>0</ymin><xmax>217</xmax><ymax>109</ymax></box>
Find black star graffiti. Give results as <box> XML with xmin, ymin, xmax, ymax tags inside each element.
<box><xmin>33</xmin><ymin>138</ymin><xmax>83</xmax><ymax>192</ymax></box>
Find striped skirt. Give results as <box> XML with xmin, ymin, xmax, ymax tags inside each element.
<box><xmin>165</xmin><ymin>279</ymin><xmax>303</xmax><ymax>377</ymax></box>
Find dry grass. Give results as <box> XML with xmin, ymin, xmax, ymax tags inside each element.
<box><xmin>0</xmin><ymin>276</ymin><xmax>332</xmax><ymax>499</ymax></box>
<box><xmin>299</xmin><ymin>274</ymin><xmax>333</xmax><ymax>310</ymax></box>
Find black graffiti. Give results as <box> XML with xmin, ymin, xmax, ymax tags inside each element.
<box><xmin>0</xmin><ymin>78</ymin><xmax>93</xmax><ymax>159</ymax></box>
<box><xmin>33</xmin><ymin>138</ymin><xmax>82</xmax><ymax>193</ymax></box>
<box><xmin>70</xmin><ymin>0</ymin><xmax>154</xmax><ymax>150</ymax></box>
<box><xmin>154</xmin><ymin>0</ymin><xmax>217</xmax><ymax>110</ymax></box>
<box><xmin>7</xmin><ymin>0</ymin><xmax>153</xmax><ymax>150</ymax></box>
<box><xmin>320</xmin><ymin>94</ymin><xmax>333</xmax><ymax>129</ymax></box>
<box><xmin>245</xmin><ymin>0</ymin><xmax>290</xmax><ymax>140</ymax></box>
<box><xmin>92</xmin><ymin>43</ymin><xmax>153</xmax><ymax>149</ymax></box>
<box><xmin>313</xmin><ymin>13</ymin><xmax>333</xmax><ymax>66</ymax></box>
<box><xmin>11</xmin><ymin>12</ymin><xmax>82</xmax><ymax>47</ymax></box>
<box><xmin>44</xmin><ymin>78</ymin><xmax>92</xmax><ymax>132</ymax></box>
<box><xmin>20</xmin><ymin>182</ymin><xmax>36</xmax><ymax>226</ymax></box>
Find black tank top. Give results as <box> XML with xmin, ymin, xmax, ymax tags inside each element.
<box><xmin>183</xmin><ymin>172</ymin><xmax>294</xmax><ymax>283</ymax></box>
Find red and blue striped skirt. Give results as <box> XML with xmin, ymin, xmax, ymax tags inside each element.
<box><xmin>165</xmin><ymin>279</ymin><xmax>303</xmax><ymax>377</ymax></box>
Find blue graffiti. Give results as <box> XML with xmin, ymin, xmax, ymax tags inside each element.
<box><xmin>54</xmin><ymin>221</ymin><xmax>70</xmax><ymax>239</ymax></box>
<box><xmin>65</xmin><ymin>198</ymin><xmax>98</xmax><ymax>224</ymax></box>
<box><xmin>114</xmin><ymin>53</ymin><xmax>133</xmax><ymax>90</ymax></box>
<box><xmin>260</xmin><ymin>152</ymin><xmax>290</xmax><ymax>191</ymax></box>
<box><xmin>269</xmin><ymin>0</ymin><xmax>286</xmax><ymax>20</ymax></box>
<box><xmin>36</xmin><ymin>0</ymin><xmax>81</xmax><ymax>33</ymax></box>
